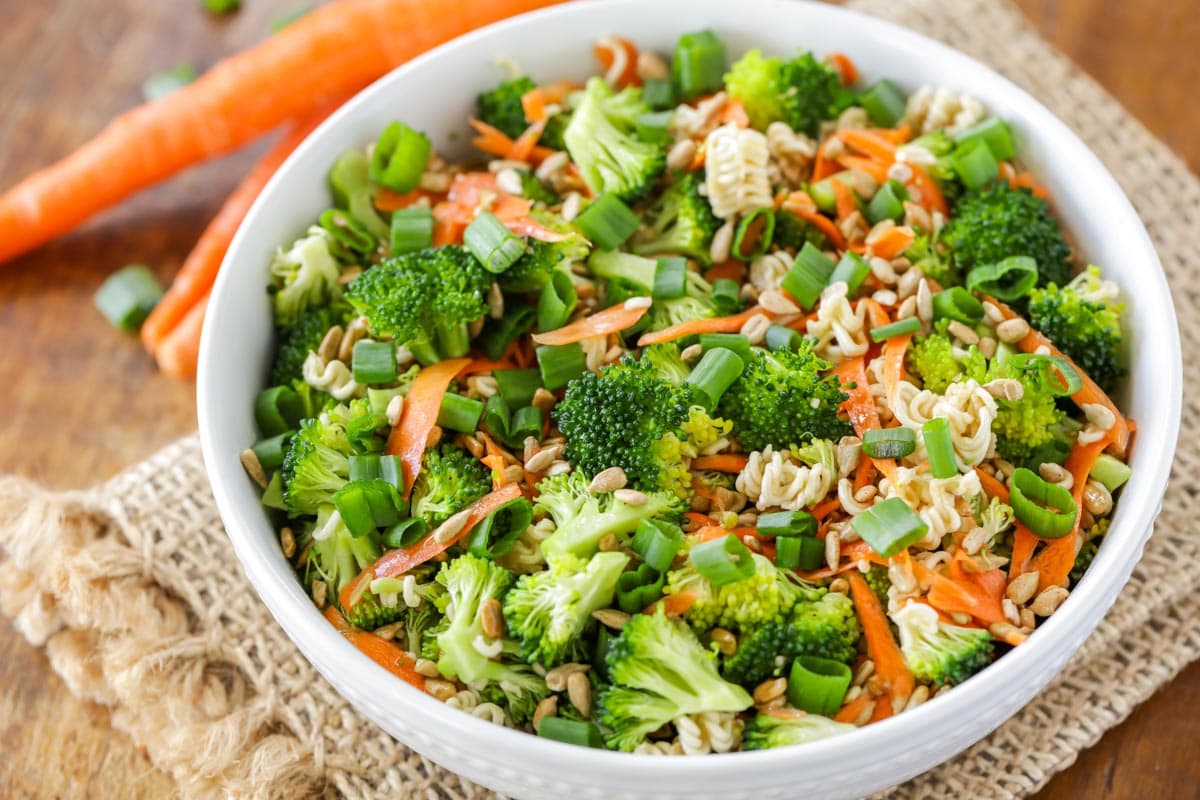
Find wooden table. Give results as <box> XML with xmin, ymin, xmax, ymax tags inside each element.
<box><xmin>0</xmin><ymin>1</ymin><xmax>1195</xmax><ymax>796</ymax></box>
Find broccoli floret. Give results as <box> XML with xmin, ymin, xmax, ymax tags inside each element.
<box><xmin>504</xmin><ymin>552</ymin><xmax>630</xmax><ymax>667</ymax></box>
<box><xmin>553</xmin><ymin>354</ymin><xmax>727</xmax><ymax>496</ymax></box>
<box><xmin>410</xmin><ymin>443</ymin><xmax>491</xmax><ymax>528</ymax></box>
<box><xmin>281</xmin><ymin>412</ymin><xmax>353</xmax><ymax>515</ymax></box>
<box><xmin>435</xmin><ymin>555</ymin><xmax>549</xmax><ymax>723</ymax></box>
<box><xmin>1070</xmin><ymin>517</ymin><xmax>1109</xmax><ymax>587</ymax></box>
<box><xmin>303</xmin><ymin>505</ymin><xmax>381</xmax><ymax>612</ymax></box>
<box><xmin>893</xmin><ymin>601</ymin><xmax>994</xmax><ymax>685</ymax></box>
<box><xmin>1027</xmin><ymin>266</ymin><xmax>1125</xmax><ymax>392</ymax></box>
<box><xmin>519</xmin><ymin>169</ymin><xmax>560</xmax><ymax>205</ymax></box>
<box><xmin>477</xmin><ymin>75</ymin><xmax>536</xmax><ymax>138</ymax></box>
<box><xmin>717</xmin><ymin>344</ymin><xmax>851</xmax><ymax>451</ymax></box>
<box><xmin>718</xmin><ymin>589</ymin><xmax>859</xmax><ymax>686</ymax></box>
<box><xmin>534</xmin><ymin>471</ymin><xmax>684</xmax><ymax>560</ymax></box>
<box><xmin>900</xmin><ymin>131</ymin><xmax>963</xmax><ymax>207</ymax></box>
<box><xmin>270</xmin><ymin>306</ymin><xmax>346</xmax><ymax>386</ymax></box>
<box><xmin>563</xmin><ymin>77</ymin><xmax>665</xmax><ymax>200</ymax></box>
<box><xmin>724</xmin><ymin>49</ymin><xmax>854</xmax><ymax>135</ymax></box>
<box><xmin>904</xmin><ymin>231</ymin><xmax>959</xmax><ymax>288</ymax></box>
<box><xmin>269</xmin><ymin>227</ymin><xmax>343</xmax><ymax>326</ymax></box>
<box><xmin>773</xmin><ymin>209</ymin><xmax>827</xmax><ymax>251</ymax></box>
<box><xmin>665</xmin><ymin>550</ymin><xmax>821</xmax><ymax>634</ymax></box>
<box><xmin>345</xmin><ymin>246</ymin><xmax>491</xmax><ymax>364</ymax></box>
<box><xmin>640</xmin><ymin>343</ymin><xmax>692</xmax><ymax>384</ymax></box>
<box><xmin>498</xmin><ymin>235</ymin><xmax>590</xmax><ymax>293</ymax></box>
<box><xmin>588</xmin><ymin>250</ymin><xmax>717</xmax><ymax>332</ymax></box>
<box><xmin>863</xmin><ymin>564</ymin><xmax>891</xmax><ymax>609</ymax></box>
<box><xmin>742</xmin><ymin>710</ymin><xmax>857</xmax><ymax>750</ymax></box>
<box><xmin>964</xmin><ymin>348</ymin><xmax>1070</xmax><ymax>466</ymax></box>
<box><xmin>907</xmin><ymin>325</ymin><xmax>964</xmax><ymax>394</ymax></box>
<box><xmin>631</xmin><ymin>173</ymin><xmax>720</xmax><ymax>264</ymax></box>
<box><xmin>596</xmin><ymin>607</ymin><xmax>753</xmax><ymax>751</ymax></box>
<box><xmin>943</xmin><ymin>182</ymin><xmax>1072</xmax><ymax>288</ymax></box>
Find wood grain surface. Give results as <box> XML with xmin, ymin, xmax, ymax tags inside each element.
<box><xmin>0</xmin><ymin>1</ymin><xmax>1195</xmax><ymax>797</ymax></box>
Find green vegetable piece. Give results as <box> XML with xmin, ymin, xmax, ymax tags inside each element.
<box><xmin>869</xmin><ymin>316</ymin><xmax>920</xmax><ymax>342</ymax></box>
<box><xmin>931</xmin><ymin>286</ymin><xmax>984</xmax><ymax>325</ymax></box>
<box><xmin>352</xmin><ymin>339</ymin><xmax>398</xmax><ymax>385</ymax></box>
<box><xmin>851</xmin><ymin>497</ymin><xmax>928</xmax><ymax>557</ymax></box>
<box><xmin>862</xmin><ymin>427</ymin><xmax>916</xmax><ymax>459</ymax></box>
<box><xmin>254</xmin><ymin>385</ymin><xmax>305</xmax><ymax>437</ymax></box>
<box><xmin>859</xmin><ymin>79</ymin><xmax>908</xmax><ymax>127</ymax></box>
<box><xmin>94</xmin><ymin>265</ymin><xmax>164</xmax><ymax>331</ymax></box>
<box><xmin>616</xmin><ymin>562</ymin><xmax>665</xmax><ymax>613</ymax></box>
<box><xmin>390</xmin><ymin>207</ymin><xmax>434</xmax><ymax>255</ymax></box>
<box><xmin>673</xmin><ymin>30</ymin><xmax>726</xmax><ymax>100</ymax></box>
<box><xmin>537</xmin><ymin>343</ymin><xmax>587</xmax><ymax>390</ymax></box>
<box><xmin>690</xmin><ymin>534</ymin><xmax>755</xmax><ymax>587</ymax></box>
<box><xmin>923</xmin><ymin>418</ymin><xmax>958</xmax><ymax>479</ymax></box>
<box><xmin>370</xmin><ymin>121</ymin><xmax>431</xmax><ymax>193</ymax></box>
<box><xmin>468</xmin><ymin>496</ymin><xmax>534</xmax><ymax>559</ymax></box>
<box><xmin>437</xmin><ymin>393</ymin><xmax>484</xmax><ymax>433</ymax></box>
<box><xmin>537</xmin><ymin>269</ymin><xmax>578</xmax><ymax>331</ymax></box>
<box><xmin>781</xmin><ymin>243</ymin><xmax>836</xmax><ymax>310</ymax></box>
<box><xmin>537</xmin><ymin>716</ymin><xmax>605</xmax><ymax>747</ymax></box>
<box><xmin>632</xmin><ymin>518</ymin><xmax>684</xmax><ymax>572</ymax></box>
<box><xmin>1090</xmin><ymin>454</ymin><xmax>1132</xmax><ymax>492</ymax></box>
<box><xmin>965</xmin><ymin>255</ymin><xmax>1038</xmax><ymax>302</ymax></box>
<box><xmin>574</xmin><ymin>193</ymin><xmax>641</xmax><ymax>250</ymax></box>
<box><xmin>1010</xmin><ymin>467</ymin><xmax>1078</xmax><ymax>538</ymax></box>
<box><xmin>787</xmin><ymin>656</ymin><xmax>852</xmax><ymax>716</ymax></box>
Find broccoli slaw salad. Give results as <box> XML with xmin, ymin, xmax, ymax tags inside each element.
<box><xmin>243</xmin><ymin>30</ymin><xmax>1136</xmax><ymax>754</ymax></box>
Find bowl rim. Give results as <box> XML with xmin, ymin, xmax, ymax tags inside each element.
<box><xmin>198</xmin><ymin>0</ymin><xmax>1183</xmax><ymax>781</ymax></box>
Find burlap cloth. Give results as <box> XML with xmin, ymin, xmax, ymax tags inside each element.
<box><xmin>1</xmin><ymin>0</ymin><xmax>1197</xmax><ymax>797</ymax></box>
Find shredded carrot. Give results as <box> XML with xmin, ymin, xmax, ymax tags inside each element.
<box><xmin>834</xmin><ymin>692</ymin><xmax>875</xmax><ymax>724</ymax></box>
<box><xmin>458</xmin><ymin>357</ymin><xmax>516</xmax><ymax>376</ymax></box>
<box><xmin>781</xmin><ymin>191</ymin><xmax>847</xmax><ymax>249</ymax></box>
<box><xmin>324</xmin><ymin>606</ymin><xmax>426</xmax><ymax>690</ymax></box>
<box><xmin>869</xmin><ymin>225</ymin><xmax>915</xmax><ymax>259</ymax></box>
<box><xmin>999</xmin><ymin>162</ymin><xmax>1051</xmax><ymax>200</ymax></box>
<box><xmin>385</xmin><ymin>358</ymin><xmax>471</xmax><ymax>496</ymax></box>
<box><xmin>826</xmin><ymin>52</ymin><xmax>859</xmax><ymax>85</ymax></box>
<box><xmin>1009</xmin><ymin>523</ymin><xmax>1039</xmax><ymax>580</ymax></box>
<box><xmin>834</xmin><ymin>356</ymin><xmax>898</xmax><ymax>482</ymax></box>
<box><xmin>520</xmin><ymin>80</ymin><xmax>576</xmax><ymax>123</ymax></box>
<box><xmin>836</xmin><ymin>129</ymin><xmax>898</xmax><ymax>162</ymax></box>
<box><xmin>1028</xmin><ymin>435</ymin><xmax>1112</xmax><ymax>591</ymax></box>
<box><xmin>594</xmin><ymin>36</ymin><xmax>640</xmax><ymax>88</ymax></box>
<box><xmin>837</xmin><ymin>155</ymin><xmax>890</xmax><ymax>185</ymax></box>
<box><xmin>718</xmin><ymin>98</ymin><xmax>750</xmax><ymax>128</ymax></box>
<box><xmin>832</xmin><ymin>177</ymin><xmax>858</xmax><ymax>222</ymax></box>
<box><xmin>637</xmin><ymin>305</ymin><xmax>774</xmax><ymax>346</ymax></box>
<box><xmin>881</xmin><ymin>333</ymin><xmax>911</xmax><ymax>406</ymax></box>
<box><xmin>811</xmin><ymin>497</ymin><xmax>841</xmax><ymax>521</ymax></box>
<box><xmin>847</xmin><ymin>571</ymin><xmax>914</xmax><ymax>708</ymax></box>
<box><xmin>509</xmin><ymin>118</ymin><xmax>548</xmax><ymax>162</ymax></box>
<box><xmin>650</xmin><ymin>590</ymin><xmax>700</xmax><ymax>617</ymax></box>
<box><xmin>532</xmin><ymin>301</ymin><xmax>650</xmax><ymax>346</ymax></box>
<box><xmin>916</xmin><ymin>553</ymin><xmax>1007</xmax><ymax>627</ymax></box>
<box><xmin>974</xmin><ymin>467</ymin><xmax>1010</xmax><ymax>502</ymax></box>
<box><xmin>905</xmin><ymin>163</ymin><xmax>949</xmax><ymax>217</ymax></box>
<box><xmin>469</xmin><ymin>118</ymin><xmax>554</xmax><ymax>163</ymax></box>
<box><xmin>690</xmin><ymin>454</ymin><xmax>749</xmax><ymax>473</ymax></box>
<box><xmin>375</xmin><ymin>187</ymin><xmax>438</xmax><ymax>212</ymax></box>
<box><xmin>684</xmin><ymin>511</ymin><xmax>714</xmax><ymax>529</ymax></box>
<box><xmin>705</xmin><ymin>260</ymin><xmax>744</xmax><ymax>282</ymax></box>
<box><xmin>812</xmin><ymin>139</ymin><xmax>840</xmax><ymax>180</ymax></box>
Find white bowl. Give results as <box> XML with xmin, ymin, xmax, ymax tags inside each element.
<box><xmin>197</xmin><ymin>2</ymin><xmax>1182</xmax><ymax>797</ymax></box>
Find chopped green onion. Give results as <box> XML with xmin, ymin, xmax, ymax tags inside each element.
<box><xmin>851</xmin><ymin>497</ymin><xmax>928</xmax><ymax>557</ymax></box>
<box><xmin>632</xmin><ymin>518</ymin><xmax>684</xmax><ymax>572</ymax></box>
<box><xmin>494</xmin><ymin>368</ymin><xmax>542</xmax><ymax>410</ymax></box>
<box><xmin>931</xmin><ymin>286</ymin><xmax>984</xmax><ymax>325</ymax></box>
<box><xmin>320</xmin><ymin>208</ymin><xmax>377</xmax><ymax>258</ymax></box>
<box><xmin>329</xmin><ymin>150</ymin><xmax>388</xmax><ymax>239</ymax></box>
<box><xmin>1090</xmin><ymin>454</ymin><xmax>1132</xmax><ymax>492</ymax></box>
<box><xmin>774</xmin><ymin>535</ymin><xmax>824</xmax><ymax>570</ymax></box>
<box><xmin>652</xmin><ymin>257</ymin><xmax>688</xmax><ymax>300</ymax></box>
<box><xmin>592</xmin><ymin>625</ymin><xmax>615</xmax><ymax>683</ymax></box>
<box><xmin>383</xmin><ymin>517</ymin><xmax>428</xmax><ymax>549</ymax></box>
<box><xmin>617</xmin><ymin>563</ymin><xmax>665</xmax><ymax>613</ymax></box>
<box><xmin>765</xmin><ymin>324</ymin><xmax>803</xmax><ymax>352</ymax></box>
<box><xmin>807</xmin><ymin>175</ymin><xmax>843</xmax><ymax>214</ymax></box>
<box><xmin>537</xmin><ymin>716</ymin><xmax>605</xmax><ymax>747</ymax></box>
<box><xmin>732</xmin><ymin>207</ymin><xmax>776</xmax><ymax>259</ymax></box>
<box><xmin>389</xmin><ymin>207</ymin><xmax>434</xmax><ymax>254</ymax></box>
<box><xmin>536</xmin><ymin>343</ymin><xmax>587</xmax><ymax>391</ymax></box>
<box><xmin>829</xmin><ymin>251</ymin><xmax>871</xmax><ymax>293</ymax></box>
<box><xmin>952</xmin><ymin>140</ymin><xmax>999</xmax><ymax>191</ymax></box>
<box><xmin>345</xmin><ymin>407</ymin><xmax>388</xmax><ymax>452</ymax></box>
<box><xmin>254</xmin><ymin>385</ymin><xmax>304</xmax><ymax>436</ymax></box>
<box><xmin>479</xmin><ymin>304</ymin><xmax>536</xmax><ymax>361</ymax></box>
<box><xmin>643</xmin><ymin>78</ymin><xmax>677</xmax><ymax>111</ymax></box>
<box><xmin>673</xmin><ymin>30</ymin><xmax>726</xmax><ymax>100</ymax></box>
<box><xmin>869</xmin><ymin>316</ymin><xmax>921</xmax><ymax>342</ymax></box>
<box><xmin>252</xmin><ymin>431</ymin><xmax>293</xmax><ymax>471</ymax></box>
<box><xmin>685</xmin><ymin>347</ymin><xmax>745</xmax><ymax>410</ymax></box>
<box><xmin>859</xmin><ymin>79</ymin><xmax>908</xmax><ymax>127</ymax></box>
<box><xmin>141</xmin><ymin>63</ymin><xmax>199</xmax><ymax>102</ymax></box>
<box><xmin>781</xmin><ymin>242</ymin><xmax>836</xmax><ymax>310</ymax></box>
<box><xmin>787</xmin><ymin>656</ymin><xmax>852</xmax><ymax>716</ymax></box>
<box><xmin>437</xmin><ymin>393</ymin><xmax>484</xmax><ymax>433</ymax></box>
<box><xmin>866</xmin><ymin>179</ymin><xmax>908</xmax><ymax>224</ymax></box>
<box><xmin>1010</xmin><ymin>467</ymin><xmax>1078</xmax><ymax>539</ymax></box>
<box><xmin>863</xmin><ymin>427</ymin><xmax>916</xmax><ymax>459</ymax></box>
<box><xmin>465</xmin><ymin>212</ymin><xmax>526</xmax><ymax>274</ymax></box>
<box><xmin>756</xmin><ymin>510</ymin><xmax>817</xmax><ymax>538</ymax></box>
<box><xmin>94</xmin><ymin>265</ymin><xmax>164</xmax><ymax>331</ymax></box>
<box><xmin>468</xmin><ymin>496</ymin><xmax>534</xmax><ymax>559</ymax></box>
<box><xmin>711</xmin><ymin>278</ymin><xmax>743</xmax><ymax>315</ymax></box>
<box><xmin>509</xmin><ymin>406</ymin><xmax>544</xmax><ymax>444</ymax></box>
<box><xmin>261</xmin><ymin>472</ymin><xmax>287</xmax><ymax>510</ymax></box>
<box><xmin>352</xmin><ymin>340</ymin><xmax>398</xmax><ymax>384</ymax></box>
<box><xmin>1009</xmin><ymin>353</ymin><xmax>1082</xmax><ymax>397</ymax></box>
<box><xmin>923</xmin><ymin>418</ymin><xmax>958</xmax><ymax>478</ymax></box>
<box><xmin>690</xmin><ymin>534</ymin><xmax>755</xmax><ymax>587</ymax></box>
<box><xmin>368</xmin><ymin>386</ymin><xmax>405</xmax><ymax>417</ymax></box>
<box><xmin>636</xmin><ymin>111</ymin><xmax>674</xmax><ymax>144</ymax></box>
<box><xmin>348</xmin><ymin>454</ymin><xmax>381</xmax><ymax>482</ymax></box>
<box><xmin>699</xmin><ymin>332</ymin><xmax>752</xmax><ymax>362</ymax></box>
<box><xmin>203</xmin><ymin>0</ymin><xmax>240</xmax><ymax>14</ymax></box>
<box><xmin>573</xmin><ymin>194</ymin><xmax>640</xmax><ymax>250</ymax></box>
<box><xmin>370</xmin><ymin>121</ymin><xmax>431</xmax><ymax>193</ymax></box>
<box><xmin>954</xmin><ymin>116</ymin><xmax>1015</xmax><ymax>162</ymax></box>
<box><xmin>965</xmin><ymin>255</ymin><xmax>1037</xmax><ymax>302</ymax></box>
<box><xmin>537</xmin><ymin>269</ymin><xmax>578</xmax><ymax>331</ymax></box>
<box><xmin>334</xmin><ymin>480</ymin><xmax>402</xmax><ymax>537</ymax></box>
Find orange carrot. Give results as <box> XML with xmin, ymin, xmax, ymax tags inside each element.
<box><xmin>509</xmin><ymin>119</ymin><xmax>548</xmax><ymax>162</ymax></box>
<box><xmin>520</xmin><ymin>80</ymin><xmax>577</xmax><ymax>123</ymax></box>
<box><xmin>848</xmin><ymin>571</ymin><xmax>914</xmax><ymax>708</ymax></box>
<box><xmin>532</xmin><ymin>301</ymin><xmax>649</xmax><ymax>346</ymax></box>
<box><xmin>651</xmin><ymin>590</ymin><xmax>701</xmax><ymax>617</ymax></box>
<box><xmin>341</xmin><ymin>484</ymin><xmax>523</xmax><ymax>610</ymax></box>
<box><xmin>154</xmin><ymin>294</ymin><xmax>208</xmax><ymax>378</ymax></box>
<box><xmin>834</xmin><ymin>692</ymin><xmax>875</xmax><ymax>724</ymax></box>
<box><xmin>385</xmin><ymin>358</ymin><xmax>471</xmax><ymax>496</ymax></box>
<box><xmin>594</xmin><ymin>36</ymin><xmax>640</xmax><ymax>88</ymax></box>
<box><xmin>974</xmin><ymin>467</ymin><xmax>1010</xmax><ymax>502</ymax></box>
<box><xmin>999</xmin><ymin>162</ymin><xmax>1050</xmax><ymax>200</ymax></box>
<box><xmin>705</xmin><ymin>261</ymin><xmax>744</xmax><ymax>282</ymax></box>
<box><xmin>690</xmin><ymin>454</ymin><xmax>749</xmax><ymax>473</ymax></box>
<box><xmin>917</xmin><ymin>556</ymin><xmax>1007</xmax><ymax>627</ymax></box>
<box><xmin>905</xmin><ymin>163</ymin><xmax>949</xmax><ymax>217</ymax></box>
<box><xmin>718</xmin><ymin>98</ymin><xmax>751</xmax><ymax>128</ymax></box>
<box><xmin>837</xmin><ymin>155</ymin><xmax>890</xmax><ymax>185</ymax></box>
<box><xmin>881</xmin><ymin>333</ymin><xmax>911</xmax><ymax>405</ymax></box>
<box><xmin>325</xmin><ymin>606</ymin><xmax>426</xmax><ymax>689</ymax></box>
<box><xmin>637</xmin><ymin>305</ymin><xmax>774</xmax><ymax>346</ymax></box>
<box><xmin>812</xmin><ymin>139</ymin><xmax>840</xmax><ymax>181</ymax></box>
<box><xmin>826</xmin><ymin>53</ymin><xmax>859</xmax><ymax>86</ymax></box>
<box><xmin>469</xmin><ymin>118</ymin><xmax>555</xmax><ymax>163</ymax></box>
<box><xmin>375</xmin><ymin>187</ymin><xmax>439</xmax><ymax>212</ymax></box>
<box><xmin>780</xmin><ymin>190</ymin><xmax>847</xmax><ymax>250</ymax></box>
<box><xmin>832</xmin><ymin>177</ymin><xmax>857</xmax><ymax>222</ymax></box>
<box><xmin>688</xmin><ymin>526</ymin><xmax>755</xmax><ymax>544</ymax></box>
<box><xmin>811</xmin><ymin>497</ymin><xmax>841</xmax><ymax>521</ymax></box>
<box><xmin>140</xmin><ymin>108</ymin><xmax>333</xmax><ymax>355</ymax></box>
<box><xmin>836</xmin><ymin>129</ymin><xmax>898</xmax><ymax>162</ymax></box>
<box><xmin>981</xmin><ymin>295</ymin><xmax>1131</xmax><ymax>457</ymax></box>
<box><xmin>835</xmin><ymin>356</ymin><xmax>898</xmax><ymax>482</ymax></box>
<box><xmin>1029</xmin><ymin>436</ymin><xmax>1111</xmax><ymax>591</ymax></box>
<box><xmin>869</xmin><ymin>225</ymin><xmax>915</xmax><ymax>259</ymax></box>
<box><xmin>0</xmin><ymin>0</ymin><xmax>566</xmax><ymax>265</ymax></box>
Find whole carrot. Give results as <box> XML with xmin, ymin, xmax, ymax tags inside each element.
<box><xmin>140</xmin><ymin>104</ymin><xmax>337</xmax><ymax>356</ymax></box>
<box><xmin>0</xmin><ymin>0</ymin><xmax>566</xmax><ymax>264</ymax></box>
<box><xmin>155</xmin><ymin>294</ymin><xmax>208</xmax><ymax>379</ymax></box>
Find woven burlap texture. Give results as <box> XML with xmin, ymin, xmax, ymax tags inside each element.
<box><xmin>1</xmin><ymin>0</ymin><xmax>1197</xmax><ymax>797</ymax></box>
